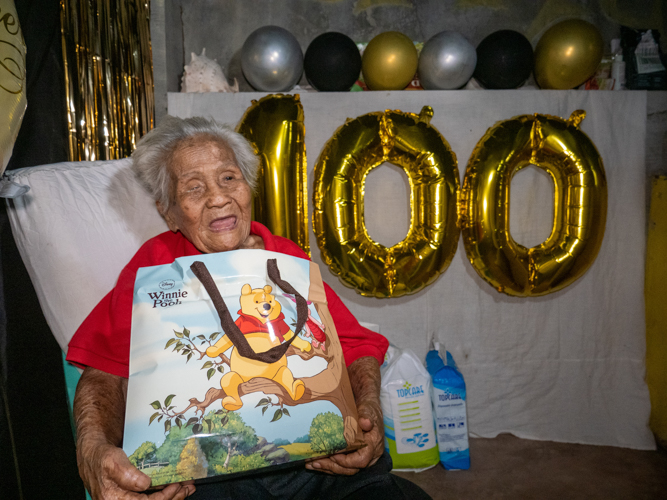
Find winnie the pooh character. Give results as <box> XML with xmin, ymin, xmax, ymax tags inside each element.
<box><xmin>206</xmin><ymin>284</ymin><xmax>312</xmax><ymax>411</ymax></box>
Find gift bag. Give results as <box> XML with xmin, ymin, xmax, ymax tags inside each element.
<box><xmin>123</xmin><ymin>250</ymin><xmax>364</xmax><ymax>486</ymax></box>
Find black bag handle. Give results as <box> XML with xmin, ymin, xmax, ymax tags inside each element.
<box><xmin>190</xmin><ymin>258</ymin><xmax>309</xmax><ymax>364</ymax></box>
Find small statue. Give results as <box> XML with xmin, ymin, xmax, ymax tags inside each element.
<box><xmin>181</xmin><ymin>48</ymin><xmax>239</xmax><ymax>93</ymax></box>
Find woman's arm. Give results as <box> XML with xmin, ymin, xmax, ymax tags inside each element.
<box><xmin>73</xmin><ymin>367</ymin><xmax>194</xmax><ymax>499</ymax></box>
<box><xmin>306</xmin><ymin>356</ymin><xmax>385</xmax><ymax>475</ymax></box>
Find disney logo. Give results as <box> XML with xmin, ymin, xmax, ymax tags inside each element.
<box><xmin>159</xmin><ymin>279</ymin><xmax>176</xmax><ymax>290</ymax></box>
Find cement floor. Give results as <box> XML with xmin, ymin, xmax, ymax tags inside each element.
<box><xmin>392</xmin><ymin>434</ymin><xmax>667</xmax><ymax>500</ymax></box>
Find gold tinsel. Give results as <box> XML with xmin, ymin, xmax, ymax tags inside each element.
<box><xmin>60</xmin><ymin>0</ymin><xmax>154</xmax><ymax>161</ymax></box>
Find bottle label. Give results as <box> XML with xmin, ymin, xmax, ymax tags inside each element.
<box><xmin>432</xmin><ymin>386</ymin><xmax>469</xmax><ymax>453</ymax></box>
<box><xmin>389</xmin><ymin>381</ymin><xmax>437</xmax><ymax>454</ymax></box>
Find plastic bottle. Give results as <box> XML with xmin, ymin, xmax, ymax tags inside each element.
<box><xmin>612</xmin><ymin>54</ymin><xmax>626</xmax><ymax>90</ymax></box>
<box><xmin>610</xmin><ymin>38</ymin><xmax>626</xmax><ymax>90</ymax></box>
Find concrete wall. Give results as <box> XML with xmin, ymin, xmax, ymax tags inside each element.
<box><xmin>176</xmin><ymin>0</ymin><xmax>619</xmax><ymax>83</ymax></box>
<box><xmin>151</xmin><ymin>0</ymin><xmax>624</xmax><ymax>117</ymax></box>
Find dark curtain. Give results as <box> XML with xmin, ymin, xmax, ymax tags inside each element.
<box><xmin>0</xmin><ymin>0</ymin><xmax>84</xmax><ymax>498</ymax></box>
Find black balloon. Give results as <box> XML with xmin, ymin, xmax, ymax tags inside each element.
<box><xmin>474</xmin><ymin>30</ymin><xmax>534</xmax><ymax>89</ymax></box>
<box><xmin>304</xmin><ymin>32</ymin><xmax>362</xmax><ymax>91</ymax></box>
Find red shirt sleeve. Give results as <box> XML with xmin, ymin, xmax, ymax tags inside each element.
<box><xmin>66</xmin><ymin>289</ymin><xmax>129</xmax><ymax>377</ymax></box>
<box><xmin>66</xmin><ymin>248</ymin><xmax>149</xmax><ymax>377</ymax></box>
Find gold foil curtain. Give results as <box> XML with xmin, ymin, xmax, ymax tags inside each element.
<box><xmin>60</xmin><ymin>0</ymin><xmax>154</xmax><ymax>161</ymax></box>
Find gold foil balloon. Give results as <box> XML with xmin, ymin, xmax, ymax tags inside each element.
<box><xmin>534</xmin><ymin>19</ymin><xmax>603</xmax><ymax>89</ymax></box>
<box><xmin>0</xmin><ymin>0</ymin><xmax>27</xmax><ymax>173</ymax></box>
<box><xmin>313</xmin><ymin>106</ymin><xmax>460</xmax><ymax>298</ymax></box>
<box><xmin>237</xmin><ymin>94</ymin><xmax>310</xmax><ymax>254</ymax></box>
<box><xmin>362</xmin><ymin>31</ymin><xmax>419</xmax><ymax>90</ymax></box>
<box><xmin>459</xmin><ymin>111</ymin><xmax>607</xmax><ymax>297</ymax></box>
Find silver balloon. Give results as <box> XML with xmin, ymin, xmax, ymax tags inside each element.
<box><xmin>241</xmin><ymin>26</ymin><xmax>304</xmax><ymax>92</ymax></box>
<box><xmin>419</xmin><ymin>31</ymin><xmax>477</xmax><ymax>90</ymax></box>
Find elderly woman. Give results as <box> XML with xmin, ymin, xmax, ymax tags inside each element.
<box><xmin>67</xmin><ymin>117</ymin><xmax>430</xmax><ymax>500</ymax></box>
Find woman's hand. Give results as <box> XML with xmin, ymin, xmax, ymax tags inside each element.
<box><xmin>74</xmin><ymin>368</ymin><xmax>196</xmax><ymax>499</ymax></box>
<box><xmin>78</xmin><ymin>441</ymin><xmax>193</xmax><ymax>499</ymax></box>
<box><xmin>306</xmin><ymin>356</ymin><xmax>384</xmax><ymax>475</ymax></box>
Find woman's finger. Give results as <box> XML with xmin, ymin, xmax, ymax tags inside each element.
<box><xmin>306</xmin><ymin>457</ymin><xmax>359</xmax><ymax>475</ymax></box>
<box><xmin>103</xmin><ymin>447</ymin><xmax>152</xmax><ymax>492</ymax></box>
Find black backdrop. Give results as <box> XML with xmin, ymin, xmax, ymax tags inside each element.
<box><xmin>0</xmin><ymin>0</ymin><xmax>84</xmax><ymax>498</ymax></box>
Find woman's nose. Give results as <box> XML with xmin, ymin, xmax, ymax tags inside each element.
<box><xmin>206</xmin><ymin>183</ymin><xmax>229</xmax><ymax>207</ymax></box>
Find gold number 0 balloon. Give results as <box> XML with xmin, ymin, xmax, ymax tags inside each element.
<box><xmin>237</xmin><ymin>94</ymin><xmax>310</xmax><ymax>254</ymax></box>
<box><xmin>313</xmin><ymin>107</ymin><xmax>460</xmax><ymax>298</ymax></box>
<box><xmin>460</xmin><ymin>111</ymin><xmax>607</xmax><ymax>296</ymax></box>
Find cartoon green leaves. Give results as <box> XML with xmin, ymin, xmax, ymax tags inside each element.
<box><xmin>255</xmin><ymin>397</ymin><xmax>291</xmax><ymax>421</ymax></box>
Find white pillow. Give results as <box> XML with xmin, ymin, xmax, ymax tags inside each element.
<box><xmin>5</xmin><ymin>159</ymin><xmax>168</xmax><ymax>351</ymax></box>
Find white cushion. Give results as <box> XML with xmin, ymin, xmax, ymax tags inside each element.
<box><xmin>5</xmin><ymin>159</ymin><xmax>168</xmax><ymax>351</ymax></box>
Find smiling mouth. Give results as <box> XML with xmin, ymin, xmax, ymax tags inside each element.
<box><xmin>209</xmin><ymin>216</ymin><xmax>237</xmax><ymax>232</ymax></box>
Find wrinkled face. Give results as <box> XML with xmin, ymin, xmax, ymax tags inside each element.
<box><xmin>160</xmin><ymin>137</ymin><xmax>253</xmax><ymax>254</ymax></box>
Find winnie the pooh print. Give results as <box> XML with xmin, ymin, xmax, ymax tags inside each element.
<box><xmin>206</xmin><ymin>284</ymin><xmax>312</xmax><ymax>411</ymax></box>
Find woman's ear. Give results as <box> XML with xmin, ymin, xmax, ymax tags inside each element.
<box><xmin>157</xmin><ymin>200</ymin><xmax>179</xmax><ymax>233</ymax></box>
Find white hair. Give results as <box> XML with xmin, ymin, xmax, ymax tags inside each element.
<box><xmin>131</xmin><ymin>115</ymin><xmax>259</xmax><ymax>210</ymax></box>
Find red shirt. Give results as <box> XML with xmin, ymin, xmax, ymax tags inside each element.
<box><xmin>66</xmin><ymin>222</ymin><xmax>388</xmax><ymax>377</ymax></box>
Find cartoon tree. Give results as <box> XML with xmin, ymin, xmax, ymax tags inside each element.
<box><xmin>155</xmin><ymin>418</ymin><xmax>196</xmax><ymax>465</ymax></box>
<box><xmin>154</xmin><ymin>410</ymin><xmax>264</xmax><ymax>476</ymax></box>
<box><xmin>151</xmin><ymin>303</ymin><xmax>360</xmax><ymax>445</ymax></box>
<box><xmin>227</xmin><ymin>453</ymin><xmax>269</xmax><ymax>472</ymax></box>
<box><xmin>293</xmin><ymin>434</ymin><xmax>310</xmax><ymax>443</ymax></box>
<box><xmin>176</xmin><ymin>438</ymin><xmax>208</xmax><ymax>480</ymax></box>
<box><xmin>205</xmin><ymin>411</ymin><xmax>259</xmax><ymax>469</ymax></box>
<box><xmin>309</xmin><ymin>412</ymin><xmax>347</xmax><ymax>455</ymax></box>
<box><xmin>128</xmin><ymin>441</ymin><xmax>157</xmax><ymax>469</ymax></box>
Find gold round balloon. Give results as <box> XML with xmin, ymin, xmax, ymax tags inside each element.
<box><xmin>459</xmin><ymin>110</ymin><xmax>607</xmax><ymax>297</ymax></box>
<box><xmin>362</xmin><ymin>31</ymin><xmax>419</xmax><ymax>90</ymax></box>
<box><xmin>313</xmin><ymin>106</ymin><xmax>460</xmax><ymax>298</ymax></box>
<box><xmin>534</xmin><ymin>19</ymin><xmax>604</xmax><ymax>89</ymax></box>
<box><xmin>236</xmin><ymin>94</ymin><xmax>310</xmax><ymax>255</ymax></box>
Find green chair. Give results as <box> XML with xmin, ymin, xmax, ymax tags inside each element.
<box><xmin>62</xmin><ymin>352</ymin><xmax>92</xmax><ymax>500</ymax></box>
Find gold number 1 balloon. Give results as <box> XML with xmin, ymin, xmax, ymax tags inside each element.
<box><xmin>313</xmin><ymin>106</ymin><xmax>460</xmax><ymax>298</ymax></box>
<box><xmin>237</xmin><ymin>94</ymin><xmax>309</xmax><ymax>254</ymax></box>
<box><xmin>460</xmin><ymin>111</ymin><xmax>607</xmax><ymax>296</ymax></box>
